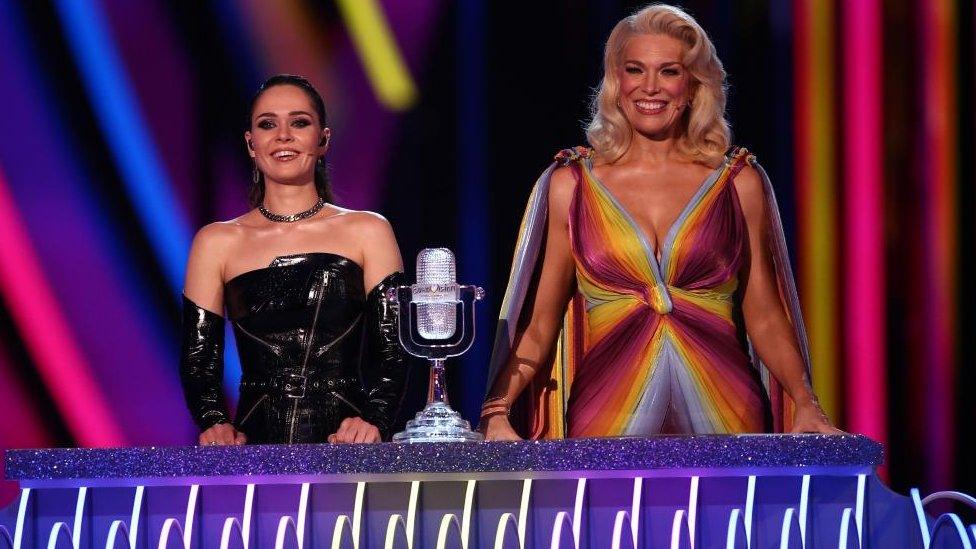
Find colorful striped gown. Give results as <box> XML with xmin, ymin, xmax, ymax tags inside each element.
<box><xmin>567</xmin><ymin>148</ymin><xmax>764</xmax><ymax>436</ymax></box>
<box><xmin>487</xmin><ymin>147</ymin><xmax>811</xmax><ymax>438</ymax></box>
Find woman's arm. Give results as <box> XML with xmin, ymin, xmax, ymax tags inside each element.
<box><xmin>181</xmin><ymin>224</ymin><xmax>247</xmax><ymax>445</ymax></box>
<box><xmin>735</xmin><ymin>166</ymin><xmax>838</xmax><ymax>434</ymax></box>
<box><xmin>481</xmin><ymin>166</ymin><xmax>578</xmax><ymax>440</ymax></box>
<box><xmin>330</xmin><ymin>213</ymin><xmax>406</xmax><ymax>443</ymax></box>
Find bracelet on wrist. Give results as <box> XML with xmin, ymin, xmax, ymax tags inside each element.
<box><xmin>480</xmin><ymin>396</ymin><xmax>511</xmax><ymax>420</ymax></box>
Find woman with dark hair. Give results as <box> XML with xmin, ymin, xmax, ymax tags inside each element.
<box><xmin>180</xmin><ymin>74</ymin><xmax>408</xmax><ymax>445</ymax></box>
<box><xmin>481</xmin><ymin>5</ymin><xmax>837</xmax><ymax>440</ymax></box>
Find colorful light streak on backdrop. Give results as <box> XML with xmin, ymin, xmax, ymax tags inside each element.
<box><xmin>842</xmin><ymin>0</ymin><xmax>886</xmax><ymax>458</ymax></box>
<box><xmin>918</xmin><ymin>0</ymin><xmax>958</xmax><ymax>491</ymax></box>
<box><xmin>0</xmin><ymin>0</ymin><xmax>439</xmax><ymax>482</ymax></box>
<box><xmin>793</xmin><ymin>0</ymin><xmax>840</xmax><ymax>425</ymax></box>
<box><xmin>0</xmin><ymin>0</ymin><xmax>973</xmax><ymax>506</ymax></box>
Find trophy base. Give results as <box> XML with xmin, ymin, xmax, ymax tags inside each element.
<box><xmin>392</xmin><ymin>401</ymin><xmax>485</xmax><ymax>443</ymax></box>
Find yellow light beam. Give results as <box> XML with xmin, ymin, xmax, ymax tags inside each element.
<box><xmin>796</xmin><ymin>0</ymin><xmax>839</xmax><ymax>423</ymax></box>
<box><xmin>336</xmin><ymin>0</ymin><xmax>418</xmax><ymax>111</ymax></box>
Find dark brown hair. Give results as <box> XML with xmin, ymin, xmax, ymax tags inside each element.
<box><xmin>247</xmin><ymin>74</ymin><xmax>334</xmax><ymax>206</ymax></box>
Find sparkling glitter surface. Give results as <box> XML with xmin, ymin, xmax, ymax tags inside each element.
<box><xmin>4</xmin><ymin>435</ymin><xmax>881</xmax><ymax>483</ymax></box>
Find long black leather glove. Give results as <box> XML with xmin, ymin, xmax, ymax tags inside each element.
<box><xmin>360</xmin><ymin>272</ymin><xmax>410</xmax><ymax>439</ymax></box>
<box><xmin>179</xmin><ymin>296</ymin><xmax>230</xmax><ymax>431</ymax></box>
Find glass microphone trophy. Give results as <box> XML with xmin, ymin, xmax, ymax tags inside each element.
<box><xmin>387</xmin><ymin>248</ymin><xmax>485</xmax><ymax>442</ymax></box>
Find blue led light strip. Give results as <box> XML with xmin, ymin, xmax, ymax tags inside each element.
<box><xmin>53</xmin><ymin>0</ymin><xmax>243</xmax><ymax>399</ymax></box>
<box><xmin>53</xmin><ymin>0</ymin><xmax>191</xmax><ymax>289</ymax></box>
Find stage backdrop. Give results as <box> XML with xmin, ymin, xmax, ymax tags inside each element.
<box><xmin>0</xmin><ymin>0</ymin><xmax>972</xmax><ymax>504</ymax></box>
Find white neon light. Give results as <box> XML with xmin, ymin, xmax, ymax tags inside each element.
<box><xmin>837</xmin><ymin>508</ymin><xmax>853</xmax><ymax>549</ymax></box>
<box><xmin>106</xmin><ymin>486</ymin><xmax>145</xmax><ymax>549</ymax></box>
<box><xmin>157</xmin><ymin>484</ymin><xmax>198</xmax><ymax>549</ymax></box>
<box><xmin>331</xmin><ymin>482</ymin><xmax>365</xmax><ymax>549</ymax></box>
<box><xmin>670</xmin><ymin>509</ymin><xmax>688</xmax><ymax>549</ymax></box>
<box><xmin>243</xmin><ymin>484</ymin><xmax>254</xmax><ymax>548</ymax></box>
<box><xmin>492</xmin><ymin>479</ymin><xmax>532</xmax><ymax>549</ymax></box>
<box><xmin>611</xmin><ymin>510</ymin><xmax>632</xmax><ymax>549</ymax></box>
<box><xmin>407</xmin><ymin>481</ymin><xmax>419</xmax><ymax>547</ymax></box>
<box><xmin>298</xmin><ymin>483</ymin><xmax>311</xmax><ymax>549</ymax></box>
<box><xmin>220</xmin><ymin>486</ymin><xmax>254</xmax><ymax>549</ymax></box>
<box><xmin>184</xmin><ymin>485</ymin><xmax>199</xmax><ymax>549</ymax></box>
<box><xmin>130</xmin><ymin>486</ymin><xmax>144</xmax><ymax>549</ymax></box>
<box><xmin>725</xmin><ymin>508</ymin><xmax>742</xmax><ymax>549</ymax></box>
<box><xmin>14</xmin><ymin>488</ymin><xmax>30</xmax><ymax>549</ymax></box>
<box><xmin>550</xmin><ymin>512</ymin><xmax>572</xmax><ymax>549</ymax></box>
<box><xmin>73</xmin><ymin>487</ymin><xmax>87</xmax><ymax>549</ymax></box>
<box><xmin>384</xmin><ymin>516</ymin><xmax>406</xmax><ymax>549</ymax></box>
<box><xmin>436</xmin><ymin>514</ymin><xmax>462</xmax><ymax>549</ymax></box>
<box><xmin>688</xmin><ymin>476</ymin><xmax>699</xmax><ymax>549</ymax></box>
<box><xmin>922</xmin><ymin>490</ymin><xmax>976</xmax><ymax>510</ymax></box>
<box><xmin>43</xmin><ymin>487</ymin><xmax>89</xmax><ymax>549</ymax></box>
<box><xmin>45</xmin><ymin>523</ymin><xmax>72</xmax><ymax>549</ymax></box>
<box><xmin>103</xmin><ymin>521</ymin><xmax>129</xmax><ymax>549</ymax></box>
<box><xmin>608</xmin><ymin>477</ymin><xmax>643</xmax><ymax>549</ymax></box>
<box><xmin>493</xmin><ymin>514</ymin><xmax>518</xmax><ymax>549</ymax></box>
<box><xmin>630</xmin><ymin>478</ymin><xmax>642</xmax><ymax>547</ymax></box>
<box><xmin>910</xmin><ymin>489</ymin><xmax>931</xmax><ymax>549</ymax></box>
<box><xmin>930</xmin><ymin>514</ymin><xmax>973</xmax><ymax>549</ymax></box>
<box><xmin>384</xmin><ymin>481</ymin><xmax>420</xmax><ymax>549</ymax></box>
<box><xmin>745</xmin><ymin>476</ymin><xmax>756</xmax><ymax>548</ymax></box>
<box><xmin>550</xmin><ymin>478</ymin><xmax>588</xmax><ymax>549</ymax></box>
<box><xmin>157</xmin><ymin>519</ymin><xmax>184</xmax><ymax>549</ymax></box>
<box><xmin>432</xmin><ymin>480</ymin><xmax>477</xmax><ymax>549</ymax></box>
<box><xmin>573</xmin><ymin>478</ymin><xmax>586</xmax><ymax>547</ymax></box>
<box><xmin>461</xmin><ymin>480</ymin><xmax>477</xmax><ymax>547</ymax></box>
<box><xmin>780</xmin><ymin>507</ymin><xmax>796</xmax><ymax>549</ymax></box>
<box><xmin>855</xmin><ymin>474</ymin><xmax>865</xmax><ymax>547</ymax></box>
<box><xmin>220</xmin><ymin>518</ymin><xmax>243</xmax><ymax>549</ymax></box>
<box><xmin>518</xmin><ymin>479</ymin><xmax>532</xmax><ymax>547</ymax></box>
<box><xmin>332</xmin><ymin>516</ymin><xmax>353</xmax><ymax>549</ymax></box>
<box><xmin>276</xmin><ymin>516</ymin><xmax>298</xmax><ymax>549</ymax></box>
<box><xmin>800</xmin><ymin>475</ymin><xmax>810</xmax><ymax>548</ymax></box>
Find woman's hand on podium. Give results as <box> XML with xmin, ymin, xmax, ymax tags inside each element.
<box><xmin>199</xmin><ymin>422</ymin><xmax>247</xmax><ymax>445</ymax></box>
<box><xmin>480</xmin><ymin>414</ymin><xmax>523</xmax><ymax>441</ymax></box>
<box><xmin>328</xmin><ymin>417</ymin><xmax>381</xmax><ymax>443</ymax></box>
<box><xmin>790</xmin><ymin>399</ymin><xmax>844</xmax><ymax>435</ymax></box>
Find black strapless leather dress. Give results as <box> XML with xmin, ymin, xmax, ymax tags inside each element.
<box><xmin>180</xmin><ymin>253</ymin><xmax>408</xmax><ymax>443</ymax></box>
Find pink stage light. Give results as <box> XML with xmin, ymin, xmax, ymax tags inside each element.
<box><xmin>842</xmin><ymin>0</ymin><xmax>887</xmax><ymax>447</ymax></box>
<box><xmin>0</xmin><ymin>167</ymin><xmax>124</xmax><ymax>447</ymax></box>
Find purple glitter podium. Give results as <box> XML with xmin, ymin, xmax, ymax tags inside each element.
<box><xmin>0</xmin><ymin>435</ymin><xmax>972</xmax><ymax>548</ymax></box>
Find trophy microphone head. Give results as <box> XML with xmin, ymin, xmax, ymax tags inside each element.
<box><xmin>414</xmin><ymin>248</ymin><xmax>458</xmax><ymax>340</ymax></box>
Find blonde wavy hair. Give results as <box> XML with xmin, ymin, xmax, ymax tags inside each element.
<box><xmin>586</xmin><ymin>4</ymin><xmax>731</xmax><ymax>166</ymax></box>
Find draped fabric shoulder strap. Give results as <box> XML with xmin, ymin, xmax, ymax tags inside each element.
<box><xmin>726</xmin><ymin>146</ymin><xmax>751</xmax><ymax>179</ymax></box>
<box><xmin>731</xmin><ymin>147</ymin><xmax>813</xmax><ymax>431</ymax></box>
<box><xmin>484</xmin><ymin>147</ymin><xmax>590</xmax><ymax>438</ymax></box>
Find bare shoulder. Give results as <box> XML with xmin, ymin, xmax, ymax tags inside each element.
<box><xmin>732</xmin><ymin>163</ymin><xmax>763</xmax><ymax>198</ymax></box>
<box><xmin>331</xmin><ymin>208</ymin><xmax>394</xmax><ymax>236</ymax></box>
<box><xmin>732</xmin><ymin>164</ymin><xmax>766</xmax><ymax>218</ymax></box>
<box><xmin>324</xmin><ymin>208</ymin><xmax>398</xmax><ymax>258</ymax></box>
<box><xmin>548</xmin><ymin>165</ymin><xmax>579</xmax><ymax>213</ymax></box>
<box><xmin>191</xmin><ymin>219</ymin><xmax>245</xmax><ymax>254</ymax></box>
<box><xmin>550</xmin><ymin>165</ymin><xmax>577</xmax><ymax>193</ymax></box>
<box><xmin>185</xmin><ymin>219</ymin><xmax>247</xmax><ymax>302</ymax></box>
<box><xmin>333</xmin><ymin>209</ymin><xmax>403</xmax><ymax>281</ymax></box>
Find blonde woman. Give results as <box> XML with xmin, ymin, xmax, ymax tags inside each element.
<box><xmin>481</xmin><ymin>4</ymin><xmax>836</xmax><ymax>440</ymax></box>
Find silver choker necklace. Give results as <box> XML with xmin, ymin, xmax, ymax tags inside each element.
<box><xmin>259</xmin><ymin>198</ymin><xmax>325</xmax><ymax>223</ymax></box>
